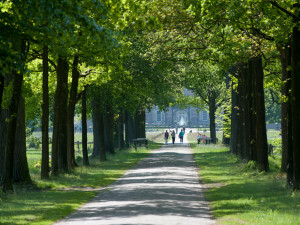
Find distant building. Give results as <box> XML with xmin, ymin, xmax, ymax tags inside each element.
<box><xmin>146</xmin><ymin>105</ymin><xmax>210</xmax><ymax>128</ymax></box>
<box><xmin>146</xmin><ymin>89</ymin><xmax>210</xmax><ymax>128</ymax></box>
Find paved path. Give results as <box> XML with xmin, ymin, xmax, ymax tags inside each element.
<box><xmin>54</xmin><ymin>135</ymin><xmax>215</xmax><ymax>225</ymax></box>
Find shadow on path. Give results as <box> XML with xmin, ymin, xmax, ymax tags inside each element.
<box><xmin>54</xmin><ymin>144</ymin><xmax>215</xmax><ymax>225</ymax></box>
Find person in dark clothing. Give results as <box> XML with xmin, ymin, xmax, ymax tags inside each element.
<box><xmin>171</xmin><ymin>130</ymin><xmax>176</xmax><ymax>144</ymax></box>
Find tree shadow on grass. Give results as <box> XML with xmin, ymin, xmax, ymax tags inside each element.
<box><xmin>193</xmin><ymin>148</ymin><xmax>300</xmax><ymax>220</ymax></box>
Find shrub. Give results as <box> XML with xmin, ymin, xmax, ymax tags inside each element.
<box><xmin>243</xmin><ymin>160</ymin><xmax>258</xmax><ymax>172</ymax></box>
<box><xmin>28</xmin><ymin>136</ymin><xmax>42</xmax><ymax>149</ymax></box>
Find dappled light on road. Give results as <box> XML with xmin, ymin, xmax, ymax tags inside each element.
<box><xmin>54</xmin><ymin>145</ymin><xmax>215</xmax><ymax>225</ymax></box>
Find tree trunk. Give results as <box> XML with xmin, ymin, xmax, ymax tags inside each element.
<box><xmin>114</xmin><ymin>114</ymin><xmax>120</xmax><ymax>149</ymax></box>
<box><xmin>252</xmin><ymin>56</ymin><xmax>269</xmax><ymax>171</ymax></box>
<box><xmin>291</xmin><ymin>15</ymin><xmax>300</xmax><ymax>189</ymax></box>
<box><xmin>3</xmin><ymin>72</ymin><xmax>23</xmax><ymax>192</ymax></box>
<box><xmin>128</xmin><ymin>113</ymin><xmax>135</xmax><ymax>143</ymax></box>
<box><xmin>230</xmin><ymin>80</ymin><xmax>238</xmax><ymax>154</ymax></box>
<box><xmin>119</xmin><ymin>110</ymin><xmax>125</xmax><ymax>149</ymax></box>
<box><xmin>0</xmin><ymin>76</ymin><xmax>10</xmax><ymax>183</ymax></box>
<box><xmin>134</xmin><ymin>108</ymin><xmax>146</xmax><ymax>139</ymax></box>
<box><xmin>236</xmin><ymin>63</ymin><xmax>247</xmax><ymax>160</ymax></box>
<box><xmin>0</xmin><ymin>74</ymin><xmax>4</xmax><ymax>111</ymax></box>
<box><xmin>222</xmin><ymin>75</ymin><xmax>231</xmax><ymax>145</ymax></box>
<box><xmin>287</xmin><ymin>83</ymin><xmax>293</xmax><ymax>187</ymax></box>
<box><xmin>52</xmin><ymin>56</ymin><xmax>69</xmax><ymax>174</ymax></box>
<box><xmin>41</xmin><ymin>45</ymin><xmax>49</xmax><ymax>179</ymax></box>
<box><xmin>98</xmin><ymin>112</ymin><xmax>106</xmax><ymax>161</ymax></box>
<box><xmin>0</xmin><ymin>109</ymin><xmax>7</xmax><ymax>183</ymax></box>
<box><xmin>124</xmin><ymin>110</ymin><xmax>130</xmax><ymax>148</ymax></box>
<box><xmin>51</xmin><ymin>90</ymin><xmax>59</xmax><ymax>176</ymax></box>
<box><xmin>92</xmin><ymin>99</ymin><xmax>100</xmax><ymax>157</ymax></box>
<box><xmin>67</xmin><ymin>54</ymin><xmax>80</xmax><ymax>169</ymax></box>
<box><xmin>278</xmin><ymin>44</ymin><xmax>292</xmax><ymax>173</ymax></box>
<box><xmin>3</xmin><ymin>40</ymin><xmax>26</xmax><ymax>192</ymax></box>
<box><xmin>103</xmin><ymin>104</ymin><xmax>115</xmax><ymax>154</ymax></box>
<box><xmin>208</xmin><ymin>93</ymin><xmax>217</xmax><ymax>144</ymax></box>
<box><xmin>82</xmin><ymin>86</ymin><xmax>89</xmax><ymax>166</ymax></box>
<box><xmin>13</xmin><ymin>96</ymin><xmax>31</xmax><ymax>183</ymax></box>
<box><xmin>91</xmin><ymin>97</ymin><xmax>106</xmax><ymax>161</ymax></box>
<box><xmin>245</xmin><ymin>60</ymin><xmax>256</xmax><ymax>162</ymax></box>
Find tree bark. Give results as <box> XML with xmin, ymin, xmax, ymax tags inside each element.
<box><xmin>92</xmin><ymin>98</ymin><xmax>100</xmax><ymax>157</ymax></box>
<box><xmin>67</xmin><ymin>54</ymin><xmax>80</xmax><ymax>169</ymax></box>
<box><xmin>128</xmin><ymin>113</ymin><xmax>135</xmax><ymax>143</ymax></box>
<box><xmin>222</xmin><ymin>75</ymin><xmax>231</xmax><ymax>145</ymax></box>
<box><xmin>245</xmin><ymin>60</ymin><xmax>255</xmax><ymax>162</ymax></box>
<box><xmin>236</xmin><ymin>63</ymin><xmax>247</xmax><ymax>160</ymax></box>
<box><xmin>119</xmin><ymin>110</ymin><xmax>125</xmax><ymax>149</ymax></box>
<box><xmin>51</xmin><ymin>90</ymin><xmax>59</xmax><ymax>176</ymax></box>
<box><xmin>134</xmin><ymin>108</ymin><xmax>146</xmax><ymax>139</ymax></box>
<box><xmin>252</xmin><ymin>56</ymin><xmax>269</xmax><ymax>171</ymax></box>
<box><xmin>0</xmin><ymin>76</ymin><xmax>10</xmax><ymax>183</ymax></box>
<box><xmin>291</xmin><ymin>15</ymin><xmax>300</xmax><ymax>189</ymax></box>
<box><xmin>3</xmin><ymin>72</ymin><xmax>23</xmax><ymax>192</ymax></box>
<box><xmin>13</xmin><ymin>96</ymin><xmax>31</xmax><ymax>183</ymax></box>
<box><xmin>278</xmin><ymin>44</ymin><xmax>292</xmax><ymax>173</ymax></box>
<box><xmin>81</xmin><ymin>86</ymin><xmax>89</xmax><ymax>166</ymax></box>
<box><xmin>98</xmin><ymin>111</ymin><xmax>106</xmax><ymax>161</ymax></box>
<box><xmin>91</xmin><ymin>98</ymin><xmax>106</xmax><ymax>161</ymax></box>
<box><xmin>124</xmin><ymin>110</ymin><xmax>130</xmax><ymax>148</ymax></box>
<box><xmin>230</xmin><ymin>81</ymin><xmax>238</xmax><ymax>154</ymax></box>
<box><xmin>52</xmin><ymin>56</ymin><xmax>69</xmax><ymax>174</ymax></box>
<box><xmin>0</xmin><ymin>74</ymin><xmax>4</xmax><ymax>111</ymax></box>
<box><xmin>208</xmin><ymin>93</ymin><xmax>217</xmax><ymax>144</ymax></box>
<box><xmin>41</xmin><ymin>45</ymin><xmax>49</xmax><ymax>179</ymax></box>
<box><xmin>3</xmin><ymin>40</ymin><xmax>26</xmax><ymax>192</ymax></box>
<box><xmin>103</xmin><ymin>104</ymin><xmax>115</xmax><ymax>154</ymax></box>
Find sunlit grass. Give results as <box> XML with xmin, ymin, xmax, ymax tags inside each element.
<box><xmin>192</xmin><ymin>144</ymin><xmax>300</xmax><ymax>225</ymax></box>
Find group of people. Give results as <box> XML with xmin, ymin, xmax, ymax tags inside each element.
<box><xmin>164</xmin><ymin>129</ymin><xmax>185</xmax><ymax>144</ymax></box>
<box><xmin>197</xmin><ymin>133</ymin><xmax>207</xmax><ymax>144</ymax></box>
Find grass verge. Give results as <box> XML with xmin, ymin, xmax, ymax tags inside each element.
<box><xmin>0</xmin><ymin>141</ymin><xmax>161</xmax><ymax>225</ymax></box>
<box><xmin>191</xmin><ymin>144</ymin><xmax>300</xmax><ymax>225</ymax></box>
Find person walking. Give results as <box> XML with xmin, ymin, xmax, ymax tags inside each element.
<box><xmin>179</xmin><ymin>129</ymin><xmax>184</xmax><ymax>143</ymax></box>
<box><xmin>164</xmin><ymin>130</ymin><xmax>169</xmax><ymax>144</ymax></box>
<box><xmin>171</xmin><ymin>130</ymin><xmax>176</xmax><ymax>144</ymax></box>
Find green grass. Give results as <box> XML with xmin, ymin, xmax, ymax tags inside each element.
<box><xmin>146</xmin><ymin>131</ymin><xmax>164</xmax><ymax>142</ymax></box>
<box><xmin>191</xmin><ymin>144</ymin><xmax>300</xmax><ymax>225</ymax></box>
<box><xmin>0</xmin><ymin>142</ymin><xmax>161</xmax><ymax>225</ymax></box>
<box><xmin>147</xmin><ymin>131</ymin><xmax>164</xmax><ymax>143</ymax></box>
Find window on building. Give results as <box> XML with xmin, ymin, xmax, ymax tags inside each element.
<box><xmin>157</xmin><ymin>111</ymin><xmax>161</xmax><ymax>121</ymax></box>
<box><xmin>202</xmin><ymin>111</ymin><xmax>208</xmax><ymax>121</ymax></box>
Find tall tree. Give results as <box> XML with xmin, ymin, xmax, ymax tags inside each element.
<box><xmin>41</xmin><ymin>44</ymin><xmax>49</xmax><ymax>179</ymax></box>
<box><xmin>184</xmin><ymin>63</ymin><xmax>226</xmax><ymax>144</ymax></box>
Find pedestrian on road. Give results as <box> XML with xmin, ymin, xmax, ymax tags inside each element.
<box><xmin>171</xmin><ymin>130</ymin><xmax>176</xmax><ymax>144</ymax></box>
<box><xmin>164</xmin><ymin>130</ymin><xmax>169</xmax><ymax>144</ymax></box>
<box><xmin>179</xmin><ymin>129</ymin><xmax>184</xmax><ymax>143</ymax></box>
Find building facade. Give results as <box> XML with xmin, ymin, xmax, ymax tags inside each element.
<box><xmin>146</xmin><ymin>89</ymin><xmax>211</xmax><ymax>128</ymax></box>
<box><xmin>146</xmin><ymin>106</ymin><xmax>210</xmax><ymax>128</ymax></box>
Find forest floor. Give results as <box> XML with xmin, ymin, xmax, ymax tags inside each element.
<box><xmin>54</xmin><ymin>135</ymin><xmax>215</xmax><ymax>225</ymax></box>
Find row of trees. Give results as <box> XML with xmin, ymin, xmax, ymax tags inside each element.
<box><xmin>131</xmin><ymin>0</ymin><xmax>299</xmax><ymax>190</ymax></box>
<box><xmin>0</xmin><ymin>0</ymin><xmax>181</xmax><ymax>192</ymax></box>
<box><xmin>1</xmin><ymin>0</ymin><xmax>299</xmax><ymax>192</ymax></box>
